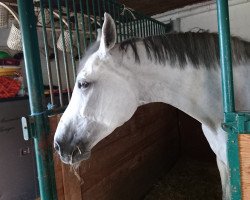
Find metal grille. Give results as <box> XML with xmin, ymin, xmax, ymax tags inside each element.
<box><xmin>37</xmin><ymin>0</ymin><xmax>169</xmax><ymax>109</ymax></box>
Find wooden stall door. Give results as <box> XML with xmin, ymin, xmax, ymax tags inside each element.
<box><xmin>49</xmin><ymin>103</ymin><xmax>180</xmax><ymax>200</ymax></box>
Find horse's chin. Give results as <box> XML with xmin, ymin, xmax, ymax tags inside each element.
<box><xmin>60</xmin><ymin>151</ymin><xmax>91</xmax><ymax>165</ymax></box>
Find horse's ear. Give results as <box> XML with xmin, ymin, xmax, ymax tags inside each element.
<box><xmin>99</xmin><ymin>13</ymin><xmax>116</xmax><ymax>53</ymax></box>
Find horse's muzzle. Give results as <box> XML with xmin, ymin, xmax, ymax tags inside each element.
<box><xmin>54</xmin><ymin>139</ymin><xmax>91</xmax><ymax>164</ymax></box>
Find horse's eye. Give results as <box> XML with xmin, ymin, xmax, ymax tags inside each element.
<box><xmin>78</xmin><ymin>81</ymin><xmax>90</xmax><ymax>89</ymax></box>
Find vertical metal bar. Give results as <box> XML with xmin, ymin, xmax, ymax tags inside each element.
<box><xmin>86</xmin><ymin>0</ymin><xmax>93</xmax><ymax>43</ymax></box>
<box><xmin>48</xmin><ymin>0</ymin><xmax>63</xmax><ymax>107</ymax></box>
<box><xmin>117</xmin><ymin>5</ymin><xmax>122</xmax><ymax>42</ymax></box>
<box><xmin>107</xmin><ymin>0</ymin><xmax>111</xmax><ymax>14</ymax></box>
<box><xmin>125</xmin><ymin>12</ymin><xmax>128</xmax><ymax>39</ymax></box>
<box><xmin>133</xmin><ymin>18</ymin><xmax>136</xmax><ymax>37</ymax></box>
<box><xmin>73</xmin><ymin>0</ymin><xmax>82</xmax><ymax>60</ymax></box>
<box><xmin>65</xmin><ymin>0</ymin><xmax>76</xmax><ymax>81</ymax></box>
<box><xmin>151</xmin><ymin>22</ymin><xmax>154</xmax><ymax>35</ymax></box>
<box><xmin>142</xmin><ymin>18</ymin><xmax>145</xmax><ymax>37</ymax></box>
<box><xmin>216</xmin><ymin>1</ymin><xmax>240</xmax><ymax>200</ymax></box>
<box><xmin>157</xmin><ymin>23</ymin><xmax>160</xmax><ymax>35</ymax></box>
<box><xmin>112</xmin><ymin>3</ymin><xmax>117</xmax><ymax>42</ymax></box>
<box><xmin>39</xmin><ymin>0</ymin><xmax>55</xmax><ymax>106</ymax></box>
<box><xmin>122</xmin><ymin>12</ymin><xmax>126</xmax><ymax>41</ymax></box>
<box><xmin>216</xmin><ymin>0</ymin><xmax>235</xmax><ymax>114</ymax></box>
<box><xmin>92</xmin><ymin>0</ymin><xmax>98</xmax><ymax>37</ymax></box>
<box><xmin>129</xmin><ymin>16</ymin><xmax>133</xmax><ymax>37</ymax></box>
<box><xmin>97</xmin><ymin>0</ymin><xmax>102</xmax><ymax>27</ymax></box>
<box><xmin>57</xmin><ymin>0</ymin><xmax>71</xmax><ymax>102</ymax></box>
<box><xmin>102</xmin><ymin>0</ymin><xmax>106</xmax><ymax>14</ymax></box>
<box><xmin>79</xmin><ymin>0</ymin><xmax>87</xmax><ymax>50</ymax></box>
<box><xmin>153</xmin><ymin>23</ymin><xmax>156</xmax><ymax>35</ymax></box>
<box><xmin>149</xmin><ymin>20</ymin><xmax>151</xmax><ymax>35</ymax></box>
<box><xmin>140</xmin><ymin>18</ymin><xmax>143</xmax><ymax>38</ymax></box>
<box><xmin>135</xmin><ymin>16</ymin><xmax>139</xmax><ymax>37</ymax></box>
<box><xmin>145</xmin><ymin>19</ymin><xmax>149</xmax><ymax>37</ymax></box>
<box><xmin>17</xmin><ymin>1</ymin><xmax>57</xmax><ymax>200</ymax></box>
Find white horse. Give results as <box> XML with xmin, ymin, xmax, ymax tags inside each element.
<box><xmin>54</xmin><ymin>13</ymin><xmax>250</xmax><ymax>199</ymax></box>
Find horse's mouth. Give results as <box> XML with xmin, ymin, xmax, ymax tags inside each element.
<box><xmin>60</xmin><ymin>151</ymin><xmax>91</xmax><ymax>164</ymax></box>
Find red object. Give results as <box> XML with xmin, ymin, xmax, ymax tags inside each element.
<box><xmin>0</xmin><ymin>76</ymin><xmax>21</xmax><ymax>98</ymax></box>
<box><xmin>0</xmin><ymin>59</ymin><xmax>20</xmax><ymax>66</ymax></box>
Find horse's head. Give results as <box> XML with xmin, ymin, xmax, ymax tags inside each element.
<box><xmin>54</xmin><ymin>13</ymin><xmax>139</xmax><ymax>164</ymax></box>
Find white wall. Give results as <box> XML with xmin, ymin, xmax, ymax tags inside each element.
<box><xmin>180</xmin><ymin>2</ymin><xmax>250</xmax><ymax>41</ymax></box>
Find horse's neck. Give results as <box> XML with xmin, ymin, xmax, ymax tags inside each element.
<box><xmin>131</xmin><ymin>62</ymin><xmax>223</xmax><ymax>129</ymax></box>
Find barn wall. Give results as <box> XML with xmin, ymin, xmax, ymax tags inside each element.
<box><xmin>180</xmin><ymin>2</ymin><xmax>250</xmax><ymax>40</ymax></box>
<box><xmin>153</xmin><ymin>1</ymin><xmax>250</xmax><ymax>41</ymax></box>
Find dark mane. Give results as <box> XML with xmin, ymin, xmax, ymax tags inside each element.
<box><xmin>119</xmin><ymin>32</ymin><xmax>250</xmax><ymax>69</ymax></box>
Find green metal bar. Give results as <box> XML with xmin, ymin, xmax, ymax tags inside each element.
<box><xmin>107</xmin><ymin>0</ymin><xmax>111</xmax><ymax>14</ymax></box>
<box><xmin>216</xmin><ymin>0</ymin><xmax>241</xmax><ymax>200</ymax></box>
<box><xmin>148</xmin><ymin>20</ymin><xmax>153</xmax><ymax>35</ymax></box>
<box><xmin>65</xmin><ymin>0</ymin><xmax>77</xmax><ymax>81</ymax></box>
<box><xmin>57</xmin><ymin>0</ymin><xmax>71</xmax><ymax>102</ymax></box>
<box><xmin>86</xmin><ymin>0</ymin><xmax>93</xmax><ymax>43</ymax></box>
<box><xmin>97</xmin><ymin>0</ymin><xmax>102</xmax><ymax>27</ymax></box>
<box><xmin>216</xmin><ymin>0</ymin><xmax>235</xmax><ymax>114</ymax></box>
<box><xmin>125</xmin><ymin>12</ymin><xmax>128</xmax><ymax>39</ymax></box>
<box><xmin>142</xmin><ymin>18</ymin><xmax>145</xmax><ymax>37</ymax></box>
<box><xmin>122</xmin><ymin>14</ymin><xmax>126</xmax><ymax>40</ymax></box>
<box><xmin>92</xmin><ymin>0</ymin><xmax>98</xmax><ymax>36</ymax></box>
<box><xmin>133</xmin><ymin>18</ymin><xmax>136</xmax><ymax>37</ymax></box>
<box><xmin>17</xmin><ymin>1</ymin><xmax>57</xmax><ymax>200</ymax></box>
<box><xmin>39</xmin><ymin>0</ymin><xmax>55</xmax><ymax>106</ymax></box>
<box><xmin>112</xmin><ymin>3</ymin><xmax>117</xmax><ymax>42</ymax></box>
<box><xmin>140</xmin><ymin>18</ymin><xmax>143</xmax><ymax>38</ymax></box>
<box><xmin>79</xmin><ymin>0</ymin><xmax>87</xmax><ymax>50</ymax></box>
<box><xmin>129</xmin><ymin>16</ymin><xmax>133</xmax><ymax>37</ymax></box>
<box><xmin>102</xmin><ymin>0</ymin><xmax>106</xmax><ymax>16</ymax></box>
<box><xmin>135</xmin><ymin>15</ymin><xmax>140</xmax><ymax>37</ymax></box>
<box><xmin>73</xmin><ymin>0</ymin><xmax>82</xmax><ymax>60</ymax></box>
<box><xmin>48</xmin><ymin>0</ymin><xmax>63</xmax><ymax>107</ymax></box>
<box><xmin>117</xmin><ymin>5</ymin><xmax>122</xmax><ymax>42</ymax></box>
<box><xmin>153</xmin><ymin>23</ymin><xmax>156</xmax><ymax>35</ymax></box>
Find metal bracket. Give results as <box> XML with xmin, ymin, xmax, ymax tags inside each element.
<box><xmin>21</xmin><ymin>116</ymin><xmax>35</xmax><ymax>140</ymax></box>
<box><xmin>222</xmin><ymin>112</ymin><xmax>250</xmax><ymax>134</ymax></box>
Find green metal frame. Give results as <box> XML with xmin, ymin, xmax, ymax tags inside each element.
<box><xmin>216</xmin><ymin>0</ymin><xmax>250</xmax><ymax>199</ymax></box>
<box><xmin>18</xmin><ymin>1</ymin><xmax>170</xmax><ymax>200</ymax></box>
<box><xmin>19</xmin><ymin>0</ymin><xmax>250</xmax><ymax>199</ymax></box>
<box><xmin>17</xmin><ymin>0</ymin><xmax>57</xmax><ymax>200</ymax></box>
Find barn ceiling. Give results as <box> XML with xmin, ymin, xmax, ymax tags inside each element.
<box><xmin>1</xmin><ymin>0</ymin><xmax>209</xmax><ymax>16</ymax></box>
<box><xmin>118</xmin><ymin>0</ymin><xmax>209</xmax><ymax>16</ymax></box>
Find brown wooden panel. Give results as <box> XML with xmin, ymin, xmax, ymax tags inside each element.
<box><xmin>49</xmin><ymin>114</ymin><xmax>82</xmax><ymax>200</ymax></box>
<box><xmin>61</xmin><ymin>164</ymin><xmax>82</xmax><ymax>200</ymax></box>
<box><xmin>239</xmin><ymin>134</ymin><xmax>250</xmax><ymax>200</ymax></box>
<box><xmin>50</xmin><ymin>103</ymin><xmax>180</xmax><ymax>200</ymax></box>
<box><xmin>49</xmin><ymin>115</ymin><xmax>65</xmax><ymax>200</ymax></box>
<box><xmin>79</xmin><ymin>103</ymin><xmax>180</xmax><ymax>200</ymax></box>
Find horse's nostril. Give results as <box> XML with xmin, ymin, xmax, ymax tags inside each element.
<box><xmin>72</xmin><ymin>148</ymin><xmax>79</xmax><ymax>158</ymax></box>
<box><xmin>54</xmin><ymin>141</ymin><xmax>60</xmax><ymax>152</ymax></box>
